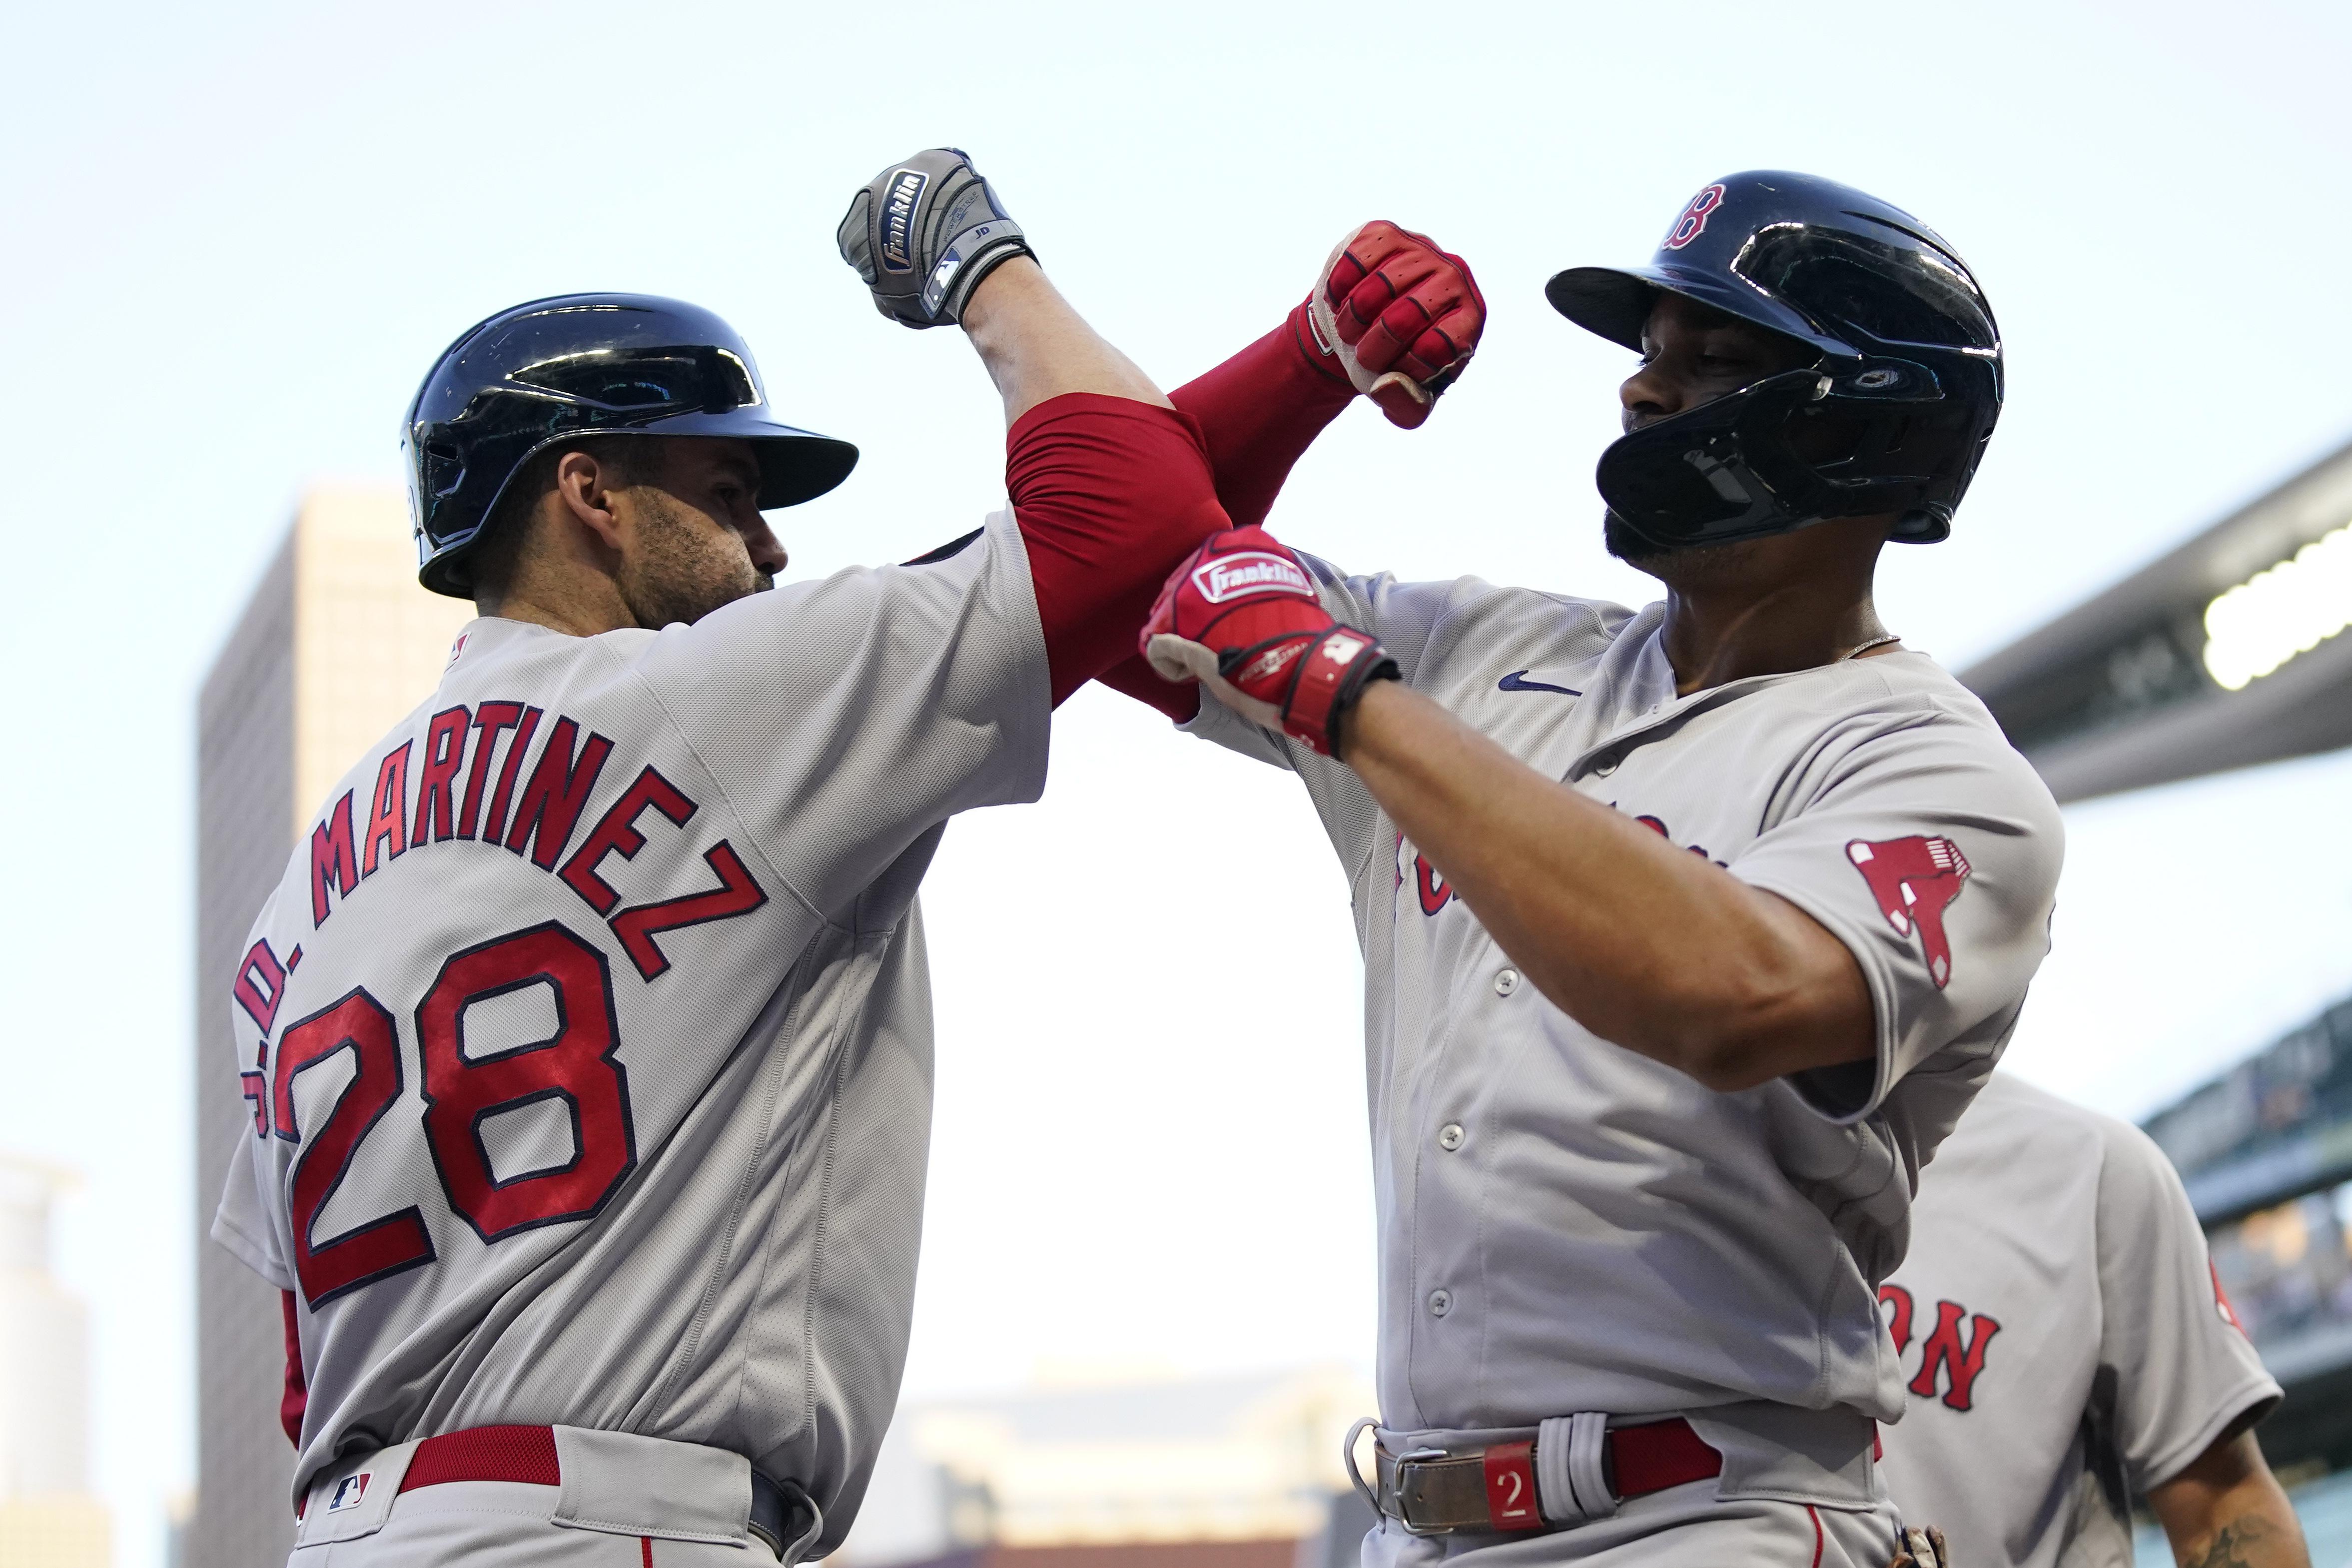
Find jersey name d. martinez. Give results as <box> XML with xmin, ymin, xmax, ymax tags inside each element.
<box><xmin>1185</xmin><ymin>561</ymin><xmax>2064</xmax><ymax>1437</ymax></box>
<box><xmin>1877</xmin><ymin>1073</ymin><xmax>2280</xmax><ymax>1568</ymax></box>
<box><xmin>212</xmin><ymin>514</ymin><xmax>1047</xmax><ymax>1555</ymax></box>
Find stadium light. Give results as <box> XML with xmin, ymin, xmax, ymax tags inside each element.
<box><xmin>2201</xmin><ymin>522</ymin><xmax>2352</xmax><ymax>691</ymax></box>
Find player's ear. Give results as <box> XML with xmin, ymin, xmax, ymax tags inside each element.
<box><xmin>552</xmin><ymin>449</ymin><xmax>627</xmax><ymax>553</ymax></box>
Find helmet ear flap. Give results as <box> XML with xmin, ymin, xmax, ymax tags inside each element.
<box><xmin>418</xmin><ymin>441</ymin><xmax>466</xmax><ymax>504</ymax></box>
<box><xmin>1560</xmin><ymin>170</ymin><xmax>2002</xmax><ymax>549</ymax></box>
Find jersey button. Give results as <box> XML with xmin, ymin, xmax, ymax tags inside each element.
<box><xmin>1493</xmin><ymin>968</ymin><xmax>1519</xmax><ymax>997</ymax></box>
<box><xmin>1428</xmin><ymin>1289</ymin><xmax>1453</xmax><ymax>1317</ymax></box>
<box><xmin>1438</xmin><ymin>1122</ymin><xmax>1466</xmax><ymax>1152</ymax></box>
<box><xmin>1590</xmin><ymin>753</ymin><xmax>1619</xmax><ymax>777</ymax></box>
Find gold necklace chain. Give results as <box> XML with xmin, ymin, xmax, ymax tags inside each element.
<box><xmin>1837</xmin><ymin>633</ymin><xmax>1904</xmax><ymax>662</ymax></box>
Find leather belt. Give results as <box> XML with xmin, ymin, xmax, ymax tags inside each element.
<box><xmin>1372</xmin><ymin>1418</ymin><xmax>1722</xmax><ymax>1535</ymax></box>
<box><xmin>395</xmin><ymin>1425</ymin><xmax>802</xmax><ymax>1559</ymax></box>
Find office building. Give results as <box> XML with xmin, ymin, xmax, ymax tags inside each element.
<box><xmin>0</xmin><ymin>1159</ymin><xmax>110</xmax><ymax>1567</ymax></box>
<box><xmin>188</xmin><ymin>489</ymin><xmax>469</xmax><ymax>1568</ymax></box>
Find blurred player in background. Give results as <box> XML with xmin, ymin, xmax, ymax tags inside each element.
<box><xmin>1878</xmin><ymin>1071</ymin><xmax>2308</xmax><ymax>1568</ymax></box>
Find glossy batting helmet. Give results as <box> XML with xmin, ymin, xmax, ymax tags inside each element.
<box><xmin>405</xmin><ymin>293</ymin><xmax>858</xmax><ymax>598</ymax></box>
<box><xmin>1547</xmin><ymin>171</ymin><xmax>2001</xmax><ymax>553</ymax></box>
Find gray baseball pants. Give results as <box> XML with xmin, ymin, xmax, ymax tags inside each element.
<box><xmin>285</xmin><ymin>1428</ymin><xmax>793</xmax><ymax>1566</ymax></box>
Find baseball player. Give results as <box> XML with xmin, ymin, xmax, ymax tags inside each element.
<box><xmin>1877</xmin><ymin>1071</ymin><xmax>2308</xmax><ymax>1568</ymax></box>
<box><xmin>1102</xmin><ymin>172</ymin><xmax>2065</xmax><ymax>1566</ymax></box>
<box><xmin>210</xmin><ymin>148</ymin><xmax>1477</xmax><ymax>1565</ymax></box>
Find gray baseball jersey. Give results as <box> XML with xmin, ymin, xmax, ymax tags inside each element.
<box><xmin>1875</xmin><ymin>1072</ymin><xmax>2281</xmax><ymax>1568</ymax></box>
<box><xmin>211</xmin><ymin>512</ymin><xmax>1046</xmax><ymax>1554</ymax></box>
<box><xmin>1184</xmin><ymin>562</ymin><xmax>2063</xmax><ymax>1438</ymax></box>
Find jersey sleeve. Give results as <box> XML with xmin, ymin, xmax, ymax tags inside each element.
<box><xmin>212</xmin><ymin>1116</ymin><xmax>295</xmax><ymax>1293</ymax></box>
<box><xmin>627</xmin><ymin>509</ymin><xmax>1050</xmax><ymax>922</ymax></box>
<box><xmin>2094</xmin><ymin>1118</ymin><xmax>2282</xmax><ymax>1491</ymax></box>
<box><xmin>1721</xmin><ymin>699</ymin><xmax>2063</xmax><ymax>1123</ymax></box>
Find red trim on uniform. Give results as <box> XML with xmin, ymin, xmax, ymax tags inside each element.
<box><xmin>279</xmin><ymin>1290</ymin><xmax>306</xmax><ymax>1448</ymax></box>
<box><xmin>641</xmin><ymin>1538</ymin><xmax>655</xmax><ymax>1567</ymax></box>
<box><xmin>398</xmin><ymin>1425</ymin><xmax>561</xmax><ymax>1493</ymax></box>
<box><xmin>1808</xmin><ymin>1506</ymin><xmax>1824</xmax><ymax>1568</ymax></box>
<box><xmin>1609</xmin><ymin>1417</ymin><xmax>1723</xmax><ymax>1497</ymax></box>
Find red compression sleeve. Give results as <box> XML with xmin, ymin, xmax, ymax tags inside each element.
<box><xmin>281</xmin><ymin>1289</ymin><xmax>306</xmax><ymax>1447</ymax></box>
<box><xmin>1091</xmin><ymin>302</ymin><xmax>1358</xmax><ymax>722</ymax></box>
<box><xmin>1010</xmin><ymin>394</ymin><xmax>1232</xmax><ymax>706</ymax></box>
<box><xmin>1170</xmin><ymin>302</ymin><xmax>1356</xmax><ymax>529</ymax></box>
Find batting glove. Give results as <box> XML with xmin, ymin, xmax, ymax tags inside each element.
<box><xmin>1141</xmin><ymin>527</ymin><xmax>1398</xmax><ymax>757</ymax></box>
<box><xmin>838</xmin><ymin>148</ymin><xmax>1034</xmax><ymax>329</ymax></box>
<box><xmin>1889</xmin><ymin>1527</ymin><xmax>1948</xmax><ymax>1568</ymax></box>
<box><xmin>1305</xmin><ymin>220</ymin><xmax>1486</xmax><ymax>429</ymax></box>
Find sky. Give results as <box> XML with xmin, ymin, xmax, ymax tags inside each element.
<box><xmin>8</xmin><ymin>2</ymin><xmax>2352</xmax><ymax>1563</ymax></box>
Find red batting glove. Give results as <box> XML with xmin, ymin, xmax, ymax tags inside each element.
<box><xmin>1305</xmin><ymin>220</ymin><xmax>1485</xmax><ymax>429</ymax></box>
<box><xmin>1140</xmin><ymin>527</ymin><xmax>1398</xmax><ymax>757</ymax></box>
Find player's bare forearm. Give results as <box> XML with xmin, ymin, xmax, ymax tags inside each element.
<box><xmin>2151</xmin><ymin>1432</ymin><xmax>2310</xmax><ymax>1568</ymax></box>
<box><xmin>961</xmin><ymin>259</ymin><xmax>1170</xmax><ymax>426</ymax></box>
<box><xmin>1342</xmin><ymin>680</ymin><xmax>1873</xmax><ymax>1089</ymax></box>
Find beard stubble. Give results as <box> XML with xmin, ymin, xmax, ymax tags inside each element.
<box><xmin>618</xmin><ymin>489</ymin><xmax>773</xmax><ymax>629</ymax></box>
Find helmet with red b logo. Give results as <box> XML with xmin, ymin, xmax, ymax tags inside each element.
<box><xmin>1547</xmin><ymin>171</ymin><xmax>2002</xmax><ymax>554</ymax></box>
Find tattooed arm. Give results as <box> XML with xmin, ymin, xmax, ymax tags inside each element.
<box><xmin>2149</xmin><ymin>1431</ymin><xmax>2309</xmax><ymax>1568</ymax></box>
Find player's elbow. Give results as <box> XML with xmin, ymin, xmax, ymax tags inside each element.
<box><xmin>1652</xmin><ymin>957</ymin><xmax>1872</xmax><ymax>1094</ymax></box>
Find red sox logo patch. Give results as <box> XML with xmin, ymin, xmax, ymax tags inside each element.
<box><xmin>1846</xmin><ymin>836</ymin><xmax>1970</xmax><ymax>989</ymax></box>
<box><xmin>2211</xmin><ymin>1261</ymin><xmax>2247</xmax><ymax>1334</ymax></box>
<box><xmin>1663</xmin><ymin>184</ymin><xmax>1727</xmax><ymax>250</ymax></box>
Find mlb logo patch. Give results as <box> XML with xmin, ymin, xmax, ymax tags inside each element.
<box><xmin>327</xmin><ymin>1472</ymin><xmax>371</xmax><ymax>1513</ymax></box>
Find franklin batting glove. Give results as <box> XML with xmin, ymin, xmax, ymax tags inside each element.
<box><xmin>1306</xmin><ymin>221</ymin><xmax>1485</xmax><ymax>429</ymax></box>
<box><xmin>1141</xmin><ymin>526</ymin><xmax>1398</xmax><ymax>758</ymax></box>
<box><xmin>838</xmin><ymin>147</ymin><xmax>1034</xmax><ymax>329</ymax></box>
<box><xmin>1889</xmin><ymin>1527</ymin><xmax>1949</xmax><ymax>1568</ymax></box>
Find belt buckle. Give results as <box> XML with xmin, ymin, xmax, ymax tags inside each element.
<box><xmin>1388</xmin><ymin>1447</ymin><xmax>1457</xmax><ymax>1538</ymax></box>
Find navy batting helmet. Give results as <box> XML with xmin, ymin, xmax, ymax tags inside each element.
<box><xmin>1547</xmin><ymin>171</ymin><xmax>2001</xmax><ymax>554</ymax></box>
<box><xmin>405</xmin><ymin>293</ymin><xmax>858</xmax><ymax>598</ymax></box>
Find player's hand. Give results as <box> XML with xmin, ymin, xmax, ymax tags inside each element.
<box><xmin>1887</xmin><ymin>1526</ymin><xmax>1948</xmax><ymax>1568</ymax></box>
<box><xmin>1141</xmin><ymin>526</ymin><xmax>1397</xmax><ymax>757</ymax></box>
<box><xmin>1306</xmin><ymin>220</ymin><xmax>1485</xmax><ymax>429</ymax></box>
<box><xmin>837</xmin><ymin>148</ymin><xmax>1034</xmax><ymax>329</ymax></box>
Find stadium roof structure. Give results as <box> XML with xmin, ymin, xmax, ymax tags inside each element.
<box><xmin>1959</xmin><ymin>434</ymin><xmax>2352</xmax><ymax>803</ymax></box>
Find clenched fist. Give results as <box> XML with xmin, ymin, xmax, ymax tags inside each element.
<box><xmin>1307</xmin><ymin>220</ymin><xmax>1485</xmax><ymax>428</ymax></box>
<box><xmin>1141</xmin><ymin>526</ymin><xmax>1397</xmax><ymax>757</ymax></box>
<box><xmin>837</xmin><ymin>148</ymin><xmax>1033</xmax><ymax>328</ymax></box>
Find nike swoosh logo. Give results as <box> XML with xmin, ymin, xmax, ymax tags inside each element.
<box><xmin>1499</xmin><ymin>670</ymin><xmax>1581</xmax><ymax>696</ymax></box>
